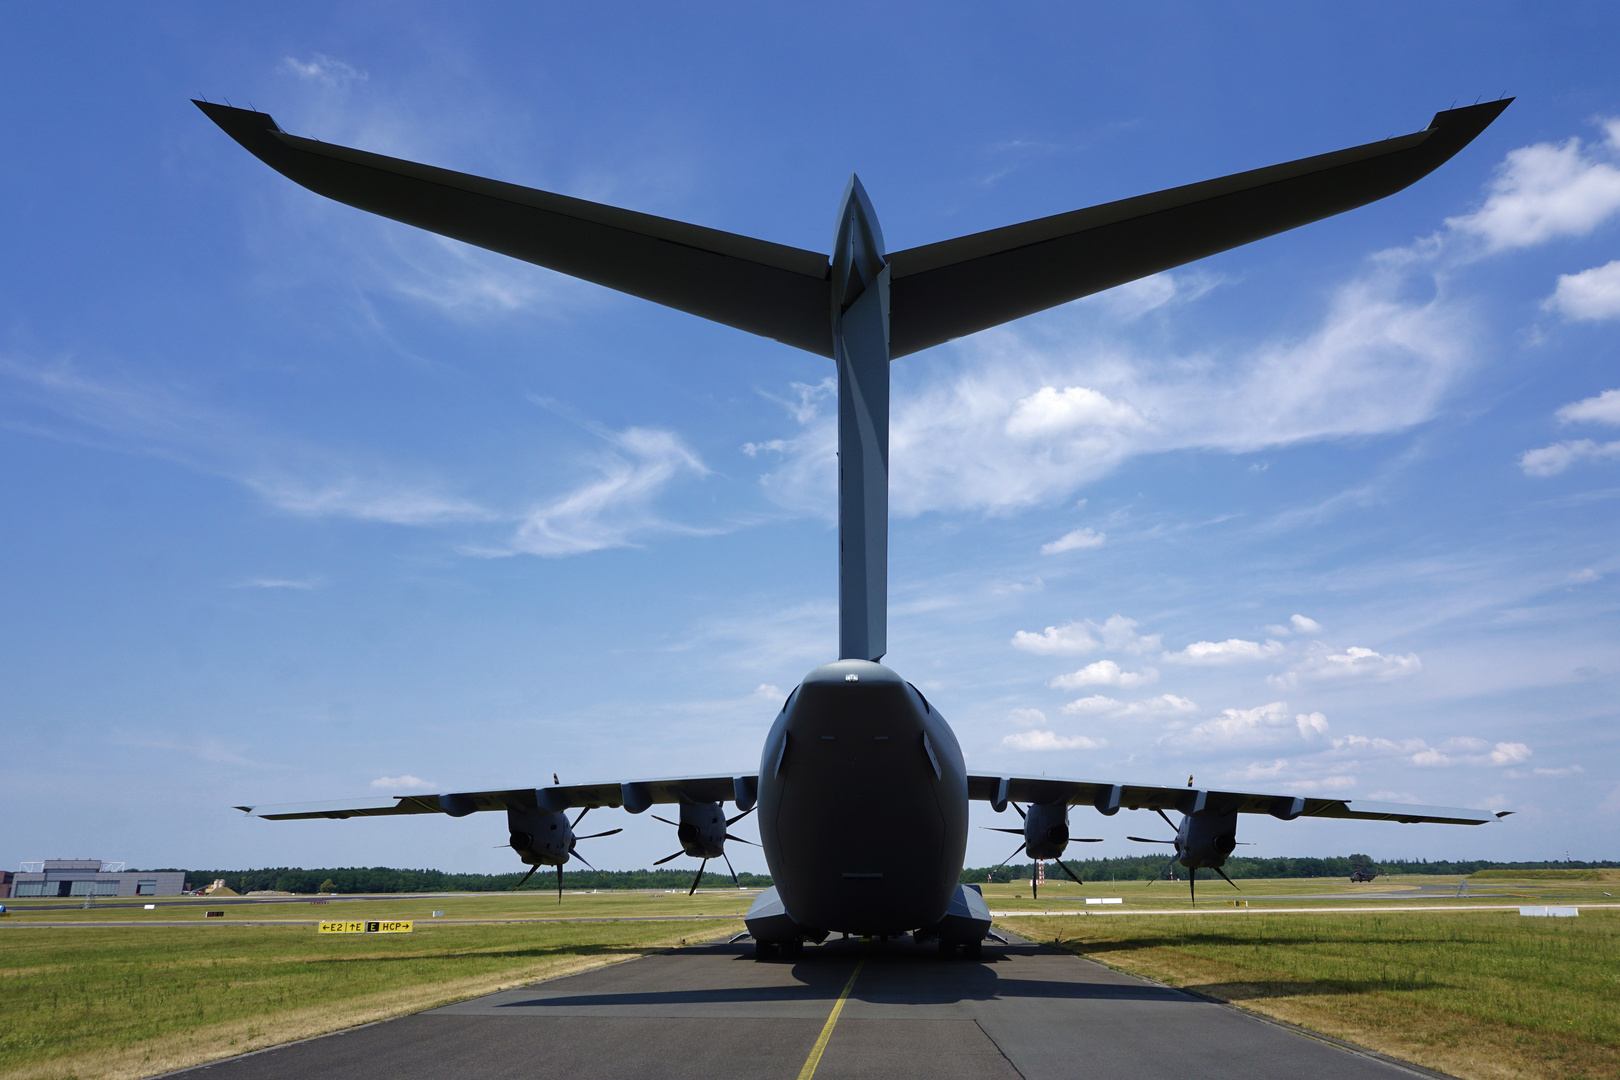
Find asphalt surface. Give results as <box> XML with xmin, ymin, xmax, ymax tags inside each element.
<box><xmin>171</xmin><ymin>935</ymin><xmax>1440</xmax><ymax>1080</ymax></box>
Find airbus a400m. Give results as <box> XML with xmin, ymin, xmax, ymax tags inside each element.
<box><xmin>205</xmin><ymin>96</ymin><xmax>1514</xmax><ymax>956</ymax></box>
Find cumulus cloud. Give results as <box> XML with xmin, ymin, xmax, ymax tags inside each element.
<box><xmin>1271</xmin><ymin>645</ymin><xmax>1422</xmax><ymax>688</ymax></box>
<box><xmin>1002</xmin><ymin>730</ymin><xmax>1107</xmax><ymax>751</ymax></box>
<box><xmin>1011</xmin><ymin>622</ymin><xmax>1098</xmax><ymax>655</ymax></box>
<box><xmin>1041</xmin><ymin>527</ymin><xmax>1106</xmax><ymax>554</ymax></box>
<box><xmin>1545</xmin><ymin>260</ymin><xmax>1620</xmax><ymax>321</ymax></box>
<box><xmin>1557</xmin><ymin>389</ymin><xmax>1620</xmax><ymax>426</ymax></box>
<box><xmin>371</xmin><ymin>774</ymin><xmax>435</xmax><ymax>791</ymax></box>
<box><xmin>1062</xmin><ymin>693</ymin><xmax>1196</xmax><ymax>719</ymax></box>
<box><xmin>1160</xmin><ymin>702</ymin><xmax>1329</xmax><ymax>749</ymax></box>
<box><xmin>1447</xmin><ymin>119</ymin><xmax>1620</xmax><ymax>252</ymax></box>
<box><xmin>1290</xmin><ymin>614</ymin><xmax>1322</xmax><ymax>633</ymax></box>
<box><xmin>1163</xmin><ymin>638</ymin><xmax>1286</xmax><ymax>665</ymax></box>
<box><xmin>1519</xmin><ymin>438</ymin><xmax>1620</xmax><ymax>477</ymax></box>
<box><xmin>1050</xmin><ymin>659</ymin><xmax>1159</xmax><ymax>691</ymax></box>
<box><xmin>1012</xmin><ymin>614</ymin><xmax>1161</xmax><ymax>657</ymax></box>
<box><xmin>1330</xmin><ymin>734</ymin><xmax>1530</xmax><ymax>768</ymax></box>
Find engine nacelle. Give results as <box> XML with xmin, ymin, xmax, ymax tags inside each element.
<box><xmin>676</xmin><ymin>800</ymin><xmax>728</xmax><ymax>858</ymax></box>
<box><xmin>507</xmin><ymin>805</ymin><xmax>574</xmax><ymax>866</ymax></box>
<box><xmin>1177</xmin><ymin>810</ymin><xmax>1239</xmax><ymax>869</ymax></box>
<box><xmin>1023</xmin><ymin>802</ymin><xmax>1071</xmax><ymax>860</ymax></box>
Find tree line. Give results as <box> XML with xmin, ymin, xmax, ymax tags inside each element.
<box><xmin>138</xmin><ymin>855</ymin><xmax>1619</xmax><ymax>894</ymax></box>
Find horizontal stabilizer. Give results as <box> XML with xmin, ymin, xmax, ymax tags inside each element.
<box><xmin>194</xmin><ymin>102</ymin><xmax>833</xmax><ymax>356</ymax></box>
<box><xmin>886</xmin><ymin>100</ymin><xmax>1510</xmax><ymax>356</ymax></box>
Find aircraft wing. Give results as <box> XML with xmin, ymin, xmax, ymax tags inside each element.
<box><xmin>965</xmin><ymin>774</ymin><xmax>1504</xmax><ymax>826</ymax></box>
<box><xmin>886</xmin><ymin>99</ymin><xmax>1511</xmax><ymax>356</ymax></box>
<box><xmin>235</xmin><ymin>774</ymin><xmax>759</xmax><ymax>820</ymax></box>
<box><xmin>193</xmin><ymin>101</ymin><xmax>833</xmax><ymax>357</ymax></box>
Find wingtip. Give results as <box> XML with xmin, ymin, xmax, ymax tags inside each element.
<box><xmin>192</xmin><ymin>98</ymin><xmax>283</xmax><ymax>135</ymax></box>
<box><xmin>233</xmin><ymin>805</ymin><xmax>254</xmax><ymax>814</ymax></box>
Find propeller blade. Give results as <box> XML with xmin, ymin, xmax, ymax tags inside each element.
<box><xmin>1011</xmin><ymin>802</ymin><xmax>1026</xmax><ymax>819</ymax></box>
<box><xmin>1054</xmin><ymin>859</ymin><xmax>1086</xmax><ymax>886</ymax></box>
<box><xmin>1214</xmin><ymin>866</ymin><xmax>1242</xmax><ymax>891</ymax></box>
<box><xmin>556</xmin><ymin>863</ymin><xmax>563</xmax><ymax>904</ymax></box>
<box><xmin>653</xmin><ymin>850</ymin><xmax>686</xmax><ymax>866</ymax></box>
<box><xmin>979</xmin><ymin>827</ymin><xmax>1027</xmax><ymax>834</ymax></box>
<box><xmin>571</xmin><ymin>806</ymin><xmax>591</xmax><ymax>829</ymax></box>
<box><xmin>1155</xmin><ymin>808</ymin><xmax>1179</xmax><ymax>833</ymax></box>
<box><xmin>724</xmin><ymin>833</ymin><xmax>759</xmax><ymax>845</ymax></box>
<box><xmin>651</xmin><ymin>814</ymin><xmax>679</xmax><ymax>827</ymax></box>
<box><xmin>569</xmin><ymin>848</ymin><xmax>600</xmax><ymax>872</ymax></box>
<box><xmin>574</xmin><ymin>828</ymin><xmax>623</xmax><ymax>841</ymax></box>
<box><xmin>721</xmin><ymin>851</ymin><xmax>740</xmax><ymax>887</ymax></box>
<box><xmin>1127</xmin><ymin>836</ymin><xmax>1176</xmax><ymax>844</ymax></box>
<box><xmin>993</xmin><ymin>842</ymin><xmax>1027</xmax><ymax>872</ymax></box>
<box><xmin>726</xmin><ymin>806</ymin><xmax>755</xmax><ymax>826</ymax></box>
<box><xmin>1031</xmin><ymin>875</ymin><xmax>1037</xmax><ymax>901</ymax></box>
<box><xmin>511</xmin><ymin>863</ymin><xmax>541</xmax><ymax>892</ymax></box>
<box><xmin>1073</xmin><ymin>838</ymin><xmax>1105</xmax><ymax>842</ymax></box>
<box><xmin>689</xmin><ymin>858</ymin><xmax>707</xmax><ymax>896</ymax></box>
<box><xmin>1189</xmin><ymin>867</ymin><xmax>1197</xmax><ymax>905</ymax></box>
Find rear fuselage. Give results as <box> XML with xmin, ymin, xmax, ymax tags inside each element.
<box><xmin>756</xmin><ymin>659</ymin><xmax>968</xmax><ymax>936</ymax></box>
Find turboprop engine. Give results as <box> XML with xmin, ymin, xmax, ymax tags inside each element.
<box><xmin>506</xmin><ymin>802</ymin><xmax>621</xmax><ymax>901</ymax></box>
<box><xmin>1128</xmin><ymin>806</ymin><xmax>1245</xmax><ymax>903</ymax></box>
<box><xmin>983</xmin><ymin>800</ymin><xmax>1103</xmax><ymax>897</ymax></box>
<box><xmin>651</xmin><ymin>799</ymin><xmax>758</xmax><ymax>894</ymax></box>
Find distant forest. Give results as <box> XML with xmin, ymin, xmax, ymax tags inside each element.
<box><xmin>140</xmin><ymin>856</ymin><xmax>1620</xmax><ymax>895</ymax></box>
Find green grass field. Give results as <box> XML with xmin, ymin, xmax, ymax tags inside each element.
<box><xmin>0</xmin><ymin>913</ymin><xmax>738</xmax><ymax>1080</ymax></box>
<box><xmin>3</xmin><ymin>879</ymin><xmax>1616</xmax><ymax>1080</ymax></box>
<box><xmin>1014</xmin><ymin>903</ymin><xmax>1619</xmax><ymax>1080</ymax></box>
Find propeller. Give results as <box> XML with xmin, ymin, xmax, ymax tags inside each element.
<box><xmin>511</xmin><ymin>863</ymin><xmax>542</xmax><ymax>892</ymax></box>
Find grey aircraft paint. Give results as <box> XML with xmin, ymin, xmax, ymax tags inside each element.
<box><xmin>208</xmin><ymin>98</ymin><xmax>1515</xmax><ymax>952</ymax></box>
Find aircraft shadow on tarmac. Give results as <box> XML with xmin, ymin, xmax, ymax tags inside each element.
<box><xmin>498</xmin><ymin>943</ymin><xmax>1194</xmax><ymax>1009</ymax></box>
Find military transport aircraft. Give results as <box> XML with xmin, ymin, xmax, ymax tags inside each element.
<box><xmin>204</xmin><ymin>97</ymin><xmax>1513</xmax><ymax>958</ymax></box>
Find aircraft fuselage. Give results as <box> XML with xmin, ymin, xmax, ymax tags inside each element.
<box><xmin>757</xmin><ymin>659</ymin><xmax>968</xmax><ymax>936</ymax></box>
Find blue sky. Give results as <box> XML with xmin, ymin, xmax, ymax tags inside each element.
<box><xmin>3</xmin><ymin>3</ymin><xmax>1618</xmax><ymax>876</ymax></box>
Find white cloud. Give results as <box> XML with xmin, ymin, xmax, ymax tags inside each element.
<box><xmin>1041</xmin><ymin>527</ymin><xmax>1106</xmax><ymax>554</ymax></box>
<box><xmin>1001</xmin><ymin>730</ymin><xmax>1107</xmax><ymax>751</ymax></box>
<box><xmin>371</xmin><ymin>774</ymin><xmax>435</xmax><ymax>791</ymax></box>
<box><xmin>252</xmin><ymin>478</ymin><xmax>495</xmax><ymax>525</ymax></box>
<box><xmin>1545</xmin><ymin>260</ymin><xmax>1620</xmax><ymax>321</ymax></box>
<box><xmin>1290</xmin><ymin>614</ymin><xmax>1322</xmax><ymax>634</ymax></box>
<box><xmin>1519</xmin><ymin>438</ymin><xmax>1620</xmax><ymax>476</ymax></box>
<box><xmin>1050</xmin><ymin>659</ymin><xmax>1159</xmax><ymax>691</ymax></box>
<box><xmin>1330</xmin><ymin>734</ymin><xmax>1531</xmax><ymax>768</ymax></box>
<box><xmin>1274</xmin><ymin>645</ymin><xmax>1422</xmax><ymax>686</ymax></box>
<box><xmin>755</xmin><ymin>684</ymin><xmax>783</xmax><ymax>700</ymax></box>
<box><xmin>1084</xmin><ymin>270</ymin><xmax>1225</xmax><ymax>320</ymax></box>
<box><xmin>1011</xmin><ymin>622</ymin><xmax>1097</xmax><ymax>655</ymax></box>
<box><xmin>1005</xmin><ymin>707</ymin><xmax>1048</xmax><ymax>726</ymax></box>
<box><xmin>1161</xmin><ymin>702</ymin><xmax>1329</xmax><ymax>749</ymax></box>
<box><xmin>1005</xmin><ymin>386</ymin><xmax>1145</xmax><ymax>438</ymax></box>
<box><xmin>754</xmin><ymin>242</ymin><xmax>1474</xmax><ymax>518</ymax></box>
<box><xmin>502</xmin><ymin>427</ymin><xmax>709</xmax><ymax>556</ymax></box>
<box><xmin>1163</xmin><ymin>638</ymin><xmax>1286</xmax><ymax>665</ymax></box>
<box><xmin>1062</xmin><ymin>693</ymin><xmax>1195</xmax><ymax>719</ymax></box>
<box><xmin>235</xmin><ymin>578</ymin><xmax>316</xmax><ymax>590</ymax></box>
<box><xmin>1557</xmin><ymin>388</ymin><xmax>1620</xmax><ymax>425</ymax></box>
<box><xmin>1447</xmin><ymin>120</ymin><xmax>1620</xmax><ymax>252</ymax></box>
<box><xmin>1012</xmin><ymin>613</ymin><xmax>1161</xmax><ymax>656</ymax></box>
<box><xmin>279</xmin><ymin>54</ymin><xmax>369</xmax><ymax>87</ymax></box>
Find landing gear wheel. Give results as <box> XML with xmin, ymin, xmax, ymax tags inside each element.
<box><xmin>962</xmin><ymin>940</ymin><xmax>983</xmax><ymax>960</ymax></box>
<box><xmin>783</xmin><ymin>939</ymin><xmax>804</xmax><ymax>959</ymax></box>
<box><xmin>752</xmin><ymin>941</ymin><xmax>774</xmax><ymax>960</ymax></box>
<box><xmin>937</xmin><ymin>938</ymin><xmax>956</xmax><ymax>958</ymax></box>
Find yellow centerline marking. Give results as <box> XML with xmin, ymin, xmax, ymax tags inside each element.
<box><xmin>796</xmin><ymin>956</ymin><xmax>865</xmax><ymax>1080</ymax></box>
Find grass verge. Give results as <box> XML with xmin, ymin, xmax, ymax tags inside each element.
<box><xmin>0</xmin><ymin>917</ymin><xmax>738</xmax><ymax>1080</ymax></box>
<box><xmin>1013</xmin><ymin>908</ymin><xmax>1618</xmax><ymax>1080</ymax></box>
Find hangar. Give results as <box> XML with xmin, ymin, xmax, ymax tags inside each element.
<box><xmin>11</xmin><ymin>860</ymin><xmax>187</xmax><ymax>898</ymax></box>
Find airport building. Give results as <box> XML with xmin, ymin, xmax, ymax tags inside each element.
<box><xmin>12</xmin><ymin>860</ymin><xmax>187</xmax><ymax>898</ymax></box>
